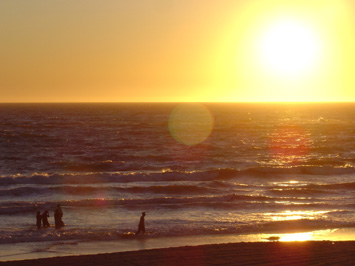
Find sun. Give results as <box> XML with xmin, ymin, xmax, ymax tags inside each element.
<box><xmin>225</xmin><ymin>0</ymin><xmax>355</xmax><ymax>102</ymax></box>
<box><xmin>256</xmin><ymin>17</ymin><xmax>322</xmax><ymax>79</ymax></box>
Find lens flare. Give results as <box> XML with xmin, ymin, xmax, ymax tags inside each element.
<box><xmin>169</xmin><ymin>103</ymin><xmax>214</xmax><ymax>146</ymax></box>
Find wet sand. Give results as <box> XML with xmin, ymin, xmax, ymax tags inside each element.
<box><xmin>1</xmin><ymin>241</ymin><xmax>354</xmax><ymax>266</ymax></box>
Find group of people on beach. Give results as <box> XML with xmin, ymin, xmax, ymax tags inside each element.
<box><xmin>36</xmin><ymin>210</ymin><xmax>50</xmax><ymax>229</ymax></box>
<box><xmin>36</xmin><ymin>207</ymin><xmax>146</xmax><ymax>235</ymax></box>
<box><xmin>36</xmin><ymin>205</ymin><xmax>65</xmax><ymax>229</ymax></box>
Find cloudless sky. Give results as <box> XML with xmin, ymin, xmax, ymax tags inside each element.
<box><xmin>1</xmin><ymin>0</ymin><xmax>355</xmax><ymax>102</ymax></box>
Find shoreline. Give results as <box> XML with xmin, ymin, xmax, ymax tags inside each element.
<box><xmin>1</xmin><ymin>241</ymin><xmax>354</xmax><ymax>266</ymax></box>
<box><xmin>1</xmin><ymin>228</ymin><xmax>355</xmax><ymax>263</ymax></box>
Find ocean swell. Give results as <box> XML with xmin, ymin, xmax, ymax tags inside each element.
<box><xmin>1</xmin><ymin>165</ymin><xmax>354</xmax><ymax>185</ymax></box>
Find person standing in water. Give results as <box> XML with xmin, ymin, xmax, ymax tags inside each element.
<box><xmin>54</xmin><ymin>205</ymin><xmax>64</xmax><ymax>229</ymax></box>
<box><xmin>136</xmin><ymin>212</ymin><xmax>146</xmax><ymax>235</ymax></box>
<box><xmin>36</xmin><ymin>211</ymin><xmax>42</xmax><ymax>229</ymax></box>
<box><xmin>42</xmin><ymin>210</ymin><xmax>50</xmax><ymax>227</ymax></box>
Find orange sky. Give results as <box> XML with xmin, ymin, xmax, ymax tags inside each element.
<box><xmin>1</xmin><ymin>0</ymin><xmax>355</xmax><ymax>102</ymax></box>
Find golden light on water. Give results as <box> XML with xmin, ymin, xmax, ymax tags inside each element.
<box><xmin>281</xmin><ymin>232</ymin><xmax>314</xmax><ymax>241</ymax></box>
<box><xmin>169</xmin><ymin>104</ymin><xmax>214</xmax><ymax>146</ymax></box>
<box><xmin>268</xmin><ymin>125</ymin><xmax>311</xmax><ymax>163</ymax></box>
<box><xmin>265</xmin><ymin>210</ymin><xmax>329</xmax><ymax>222</ymax></box>
<box><xmin>273</xmin><ymin>181</ymin><xmax>301</xmax><ymax>187</ymax></box>
<box><xmin>260</xmin><ymin>229</ymin><xmax>355</xmax><ymax>242</ymax></box>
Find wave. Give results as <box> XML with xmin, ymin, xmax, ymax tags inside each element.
<box><xmin>1</xmin><ymin>194</ymin><xmax>353</xmax><ymax>216</ymax></box>
<box><xmin>307</xmin><ymin>182</ymin><xmax>355</xmax><ymax>190</ymax></box>
<box><xmin>0</xmin><ymin>194</ymin><xmax>271</xmax><ymax>215</ymax></box>
<box><xmin>0</xmin><ymin>184</ymin><xmax>221</xmax><ymax>197</ymax></box>
<box><xmin>1</xmin><ymin>165</ymin><xmax>354</xmax><ymax>185</ymax></box>
<box><xmin>269</xmin><ymin>182</ymin><xmax>355</xmax><ymax>196</ymax></box>
<box><xmin>3</xmin><ymin>182</ymin><xmax>352</xmax><ymax>200</ymax></box>
<box><xmin>268</xmin><ymin>188</ymin><xmax>331</xmax><ymax>196</ymax></box>
<box><xmin>1</xmin><ymin>218</ymin><xmax>355</xmax><ymax>245</ymax></box>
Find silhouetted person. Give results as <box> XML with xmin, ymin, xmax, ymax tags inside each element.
<box><xmin>54</xmin><ymin>205</ymin><xmax>65</xmax><ymax>229</ymax></box>
<box><xmin>36</xmin><ymin>211</ymin><xmax>42</xmax><ymax>229</ymax></box>
<box><xmin>136</xmin><ymin>212</ymin><xmax>146</xmax><ymax>235</ymax></box>
<box><xmin>42</xmin><ymin>210</ymin><xmax>50</xmax><ymax>227</ymax></box>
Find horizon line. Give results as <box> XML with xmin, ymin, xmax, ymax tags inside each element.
<box><xmin>0</xmin><ymin>101</ymin><xmax>354</xmax><ymax>104</ymax></box>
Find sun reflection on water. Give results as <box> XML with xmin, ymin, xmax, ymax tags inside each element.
<box><xmin>273</xmin><ymin>180</ymin><xmax>302</xmax><ymax>186</ymax></box>
<box><xmin>268</xmin><ymin>125</ymin><xmax>312</xmax><ymax>164</ymax></box>
<box><xmin>260</xmin><ymin>229</ymin><xmax>346</xmax><ymax>242</ymax></box>
<box><xmin>280</xmin><ymin>232</ymin><xmax>313</xmax><ymax>241</ymax></box>
<box><xmin>265</xmin><ymin>210</ymin><xmax>329</xmax><ymax>221</ymax></box>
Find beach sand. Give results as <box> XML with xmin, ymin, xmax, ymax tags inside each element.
<box><xmin>1</xmin><ymin>241</ymin><xmax>354</xmax><ymax>266</ymax></box>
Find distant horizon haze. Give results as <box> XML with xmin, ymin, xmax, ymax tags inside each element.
<box><xmin>0</xmin><ymin>101</ymin><xmax>355</xmax><ymax>104</ymax></box>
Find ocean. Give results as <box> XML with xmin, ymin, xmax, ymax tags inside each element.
<box><xmin>0</xmin><ymin>103</ymin><xmax>354</xmax><ymax>259</ymax></box>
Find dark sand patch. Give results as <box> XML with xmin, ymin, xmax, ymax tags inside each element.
<box><xmin>1</xmin><ymin>241</ymin><xmax>354</xmax><ymax>266</ymax></box>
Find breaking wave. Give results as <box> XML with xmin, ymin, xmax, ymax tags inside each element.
<box><xmin>1</xmin><ymin>165</ymin><xmax>354</xmax><ymax>185</ymax></box>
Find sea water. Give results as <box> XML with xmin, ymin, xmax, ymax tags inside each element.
<box><xmin>0</xmin><ymin>103</ymin><xmax>354</xmax><ymax>259</ymax></box>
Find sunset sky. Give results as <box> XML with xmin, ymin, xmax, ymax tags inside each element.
<box><xmin>1</xmin><ymin>0</ymin><xmax>355</xmax><ymax>102</ymax></box>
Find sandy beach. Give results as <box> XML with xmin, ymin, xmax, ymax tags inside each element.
<box><xmin>1</xmin><ymin>241</ymin><xmax>354</xmax><ymax>266</ymax></box>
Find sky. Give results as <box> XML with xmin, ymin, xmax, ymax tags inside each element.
<box><xmin>1</xmin><ymin>0</ymin><xmax>355</xmax><ymax>103</ymax></box>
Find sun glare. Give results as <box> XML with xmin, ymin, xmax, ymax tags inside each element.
<box><xmin>280</xmin><ymin>232</ymin><xmax>313</xmax><ymax>242</ymax></box>
<box><xmin>260</xmin><ymin>228</ymin><xmax>355</xmax><ymax>242</ymax></box>
<box><xmin>229</xmin><ymin>0</ymin><xmax>355</xmax><ymax>102</ymax></box>
<box><xmin>257</xmin><ymin>18</ymin><xmax>322</xmax><ymax>79</ymax></box>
